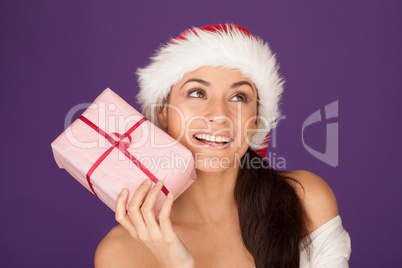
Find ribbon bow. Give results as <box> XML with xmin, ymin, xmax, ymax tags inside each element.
<box><xmin>78</xmin><ymin>115</ymin><xmax>170</xmax><ymax>198</ymax></box>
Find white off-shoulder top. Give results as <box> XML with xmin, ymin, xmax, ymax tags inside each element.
<box><xmin>251</xmin><ymin>215</ymin><xmax>351</xmax><ymax>268</ymax></box>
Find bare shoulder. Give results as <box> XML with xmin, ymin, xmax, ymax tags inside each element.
<box><xmin>279</xmin><ymin>170</ymin><xmax>339</xmax><ymax>233</ymax></box>
<box><xmin>94</xmin><ymin>224</ymin><xmax>157</xmax><ymax>268</ymax></box>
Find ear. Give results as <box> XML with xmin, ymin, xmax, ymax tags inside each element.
<box><xmin>156</xmin><ymin>104</ymin><xmax>168</xmax><ymax>130</ymax></box>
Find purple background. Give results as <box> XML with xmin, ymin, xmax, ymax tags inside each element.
<box><xmin>1</xmin><ymin>0</ymin><xmax>401</xmax><ymax>267</ymax></box>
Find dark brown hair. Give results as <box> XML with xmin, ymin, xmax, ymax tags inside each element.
<box><xmin>234</xmin><ymin>148</ymin><xmax>312</xmax><ymax>267</ymax></box>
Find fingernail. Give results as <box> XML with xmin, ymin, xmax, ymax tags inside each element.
<box><xmin>121</xmin><ymin>189</ymin><xmax>127</xmax><ymax>195</ymax></box>
<box><xmin>156</xmin><ymin>180</ymin><xmax>162</xmax><ymax>186</ymax></box>
<box><xmin>142</xmin><ymin>179</ymin><xmax>150</xmax><ymax>185</ymax></box>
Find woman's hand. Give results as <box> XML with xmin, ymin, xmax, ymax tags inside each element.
<box><xmin>115</xmin><ymin>179</ymin><xmax>194</xmax><ymax>268</ymax></box>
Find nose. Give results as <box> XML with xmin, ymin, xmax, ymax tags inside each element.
<box><xmin>205</xmin><ymin>99</ymin><xmax>231</xmax><ymax>126</ymax></box>
<box><xmin>207</xmin><ymin>115</ymin><xmax>229</xmax><ymax>125</ymax></box>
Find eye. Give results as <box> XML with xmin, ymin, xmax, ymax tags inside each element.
<box><xmin>230</xmin><ymin>93</ymin><xmax>249</xmax><ymax>103</ymax></box>
<box><xmin>187</xmin><ymin>89</ymin><xmax>206</xmax><ymax>98</ymax></box>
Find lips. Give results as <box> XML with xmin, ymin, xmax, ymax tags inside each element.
<box><xmin>192</xmin><ymin>131</ymin><xmax>233</xmax><ymax>150</ymax></box>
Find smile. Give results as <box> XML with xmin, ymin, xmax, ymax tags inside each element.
<box><xmin>192</xmin><ymin>132</ymin><xmax>234</xmax><ymax>150</ymax></box>
<box><xmin>194</xmin><ymin>133</ymin><xmax>232</xmax><ymax>144</ymax></box>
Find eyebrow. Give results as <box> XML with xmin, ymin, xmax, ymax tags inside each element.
<box><xmin>180</xmin><ymin>79</ymin><xmax>210</xmax><ymax>89</ymax></box>
<box><xmin>180</xmin><ymin>79</ymin><xmax>255</xmax><ymax>95</ymax></box>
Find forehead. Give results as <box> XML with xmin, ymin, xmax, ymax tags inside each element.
<box><xmin>174</xmin><ymin>66</ymin><xmax>256</xmax><ymax>88</ymax></box>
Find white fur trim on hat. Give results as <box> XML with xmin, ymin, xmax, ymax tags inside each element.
<box><xmin>136</xmin><ymin>24</ymin><xmax>284</xmax><ymax>150</ymax></box>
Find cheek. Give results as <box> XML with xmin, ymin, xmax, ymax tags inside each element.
<box><xmin>240</xmin><ymin>113</ymin><xmax>258</xmax><ymax>140</ymax></box>
<box><xmin>166</xmin><ymin>111</ymin><xmax>184</xmax><ymax>140</ymax></box>
<box><xmin>165</xmin><ymin>105</ymin><xmax>196</xmax><ymax>142</ymax></box>
<box><xmin>167</xmin><ymin>104</ymin><xmax>208</xmax><ymax>132</ymax></box>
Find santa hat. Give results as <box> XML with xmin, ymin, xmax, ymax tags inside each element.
<box><xmin>136</xmin><ymin>24</ymin><xmax>284</xmax><ymax>159</ymax></box>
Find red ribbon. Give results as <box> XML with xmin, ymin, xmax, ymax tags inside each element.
<box><xmin>78</xmin><ymin>115</ymin><xmax>169</xmax><ymax>198</ymax></box>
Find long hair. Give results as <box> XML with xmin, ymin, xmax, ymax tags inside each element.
<box><xmin>234</xmin><ymin>148</ymin><xmax>312</xmax><ymax>268</ymax></box>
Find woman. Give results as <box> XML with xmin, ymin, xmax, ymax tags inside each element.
<box><xmin>95</xmin><ymin>24</ymin><xmax>351</xmax><ymax>267</ymax></box>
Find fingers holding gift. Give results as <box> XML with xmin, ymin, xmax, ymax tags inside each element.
<box><xmin>116</xmin><ymin>179</ymin><xmax>174</xmax><ymax>243</ymax></box>
<box><xmin>129</xmin><ymin>179</ymin><xmax>171</xmax><ymax>240</ymax></box>
<box><xmin>158</xmin><ymin>192</ymin><xmax>176</xmax><ymax>241</ymax></box>
<box><xmin>141</xmin><ymin>180</ymin><xmax>165</xmax><ymax>236</ymax></box>
<box><xmin>116</xmin><ymin>180</ymin><xmax>194</xmax><ymax>267</ymax></box>
<box><xmin>126</xmin><ymin>179</ymin><xmax>154</xmax><ymax>240</ymax></box>
<box><xmin>115</xmin><ymin>188</ymin><xmax>138</xmax><ymax>239</ymax></box>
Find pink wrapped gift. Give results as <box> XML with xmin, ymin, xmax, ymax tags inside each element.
<box><xmin>51</xmin><ymin>88</ymin><xmax>196</xmax><ymax>213</ymax></box>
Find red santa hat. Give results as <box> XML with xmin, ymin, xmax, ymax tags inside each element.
<box><xmin>136</xmin><ymin>24</ymin><xmax>284</xmax><ymax>159</ymax></box>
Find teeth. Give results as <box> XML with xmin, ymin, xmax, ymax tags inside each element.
<box><xmin>194</xmin><ymin>134</ymin><xmax>231</xmax><ymax>143</ymax></box>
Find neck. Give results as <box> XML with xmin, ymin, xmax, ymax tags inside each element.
<box><xmin>171</xmin><ymin>165</ymin><xmax>240</xmax><ymax>226</ymax></box>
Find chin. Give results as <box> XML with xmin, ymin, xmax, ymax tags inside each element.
<box><xmin>192</xmin><ymin>150</ymin><xmax>242</xmax><ymax>172</ymax></box>
<box><xmin>194</xmin><ymin>163</ymin><xmax>233</xmax><ymax>173</ymax></box>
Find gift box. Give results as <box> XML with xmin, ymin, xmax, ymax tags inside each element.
<box><xmin>51</xmin><ymin>88</ymin><xmax>196</xmax><ymax>213</ymax></box>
